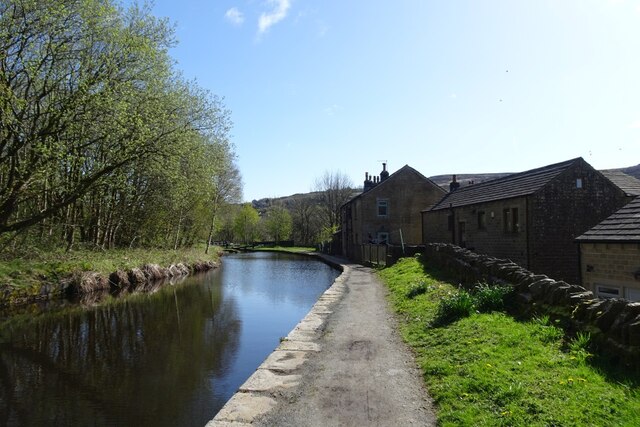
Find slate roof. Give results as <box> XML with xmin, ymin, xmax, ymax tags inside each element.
<box><xmin>343</xmin><ymin>164</ymin><xmax>445</xmax><ymax>206</ymax></box>
<box><xmin>600</xmin><ymin>170</ymin><xmax>640</xmax><ymax>197</ymax></box>
<box><xmin>429</xmin><ymin>158</ymin><xmax>581</xmax><ymax>211</ymax></box>
<box><xmin>576</xmin><ymin>197</ymin><xmax>640</xmax><ymax>243</ymax></box>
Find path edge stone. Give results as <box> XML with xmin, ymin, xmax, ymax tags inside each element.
<box><xmin>205</xmin><ymin>253</ymin><xmax>347</xmax><ymax>426</ymax></box>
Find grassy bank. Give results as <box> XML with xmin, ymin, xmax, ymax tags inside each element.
<box><xmin>0</xmin><ymin>246</ymin><xmax>220</xmax><ymax>290</ymax></box>
<box><xmin>379</xmin><ymin>255</ymin><xmax>640</xmax><ymax>426</ymax></box>
<box><xmin>252</xmin><ymin>246</ymin><xmax>316</xmax><ymax>253</ymax></box>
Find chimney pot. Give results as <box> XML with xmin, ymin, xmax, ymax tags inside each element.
<box><xmin>449</xmin><ymin>174</ymin><xmax>461</xmax><ymax>192</ymax></box>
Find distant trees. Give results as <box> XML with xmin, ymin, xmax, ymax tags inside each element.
<box><xmin>290</xmin><ymin>196</ymin><xmax>323</xmax><ymax>246</ymax></box>
<box><xmin>313</xmin><ymin>170</ymin><xmax>354</xmax><ymax>236</ymax></box>
<box><xmin>233</xmin><ymin>204</ymin><xmax>260</xmax><ymax>244</ymax></box>
<box><xmin>0</xmin><ymin>0</ymin><xmax>241</xmax><ymax>252</ymax></box>
<box><xmin>264</xmin><ymin>206</ymin><xmax>292</xmax><ymax>244</ymax></box>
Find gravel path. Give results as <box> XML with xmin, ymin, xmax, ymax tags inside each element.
<box><xmin>254</xmin><ymin>260</ymin><xmax>436</xmax><ymax>426</ymax></box>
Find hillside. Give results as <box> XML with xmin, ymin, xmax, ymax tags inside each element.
<box><xmin>252</xmin><ymin>164</ymin><xmax>640</xmax><ymax>210</ymax></box>
<box><xmin>617</xmin><ymin>164</ymin><xmax>640</xmax><ymax>180</ymax></box>
<box><xmin>428</xmin><ymin>172</ymin><xmax>512</xmax><ymax>190</ymax></box>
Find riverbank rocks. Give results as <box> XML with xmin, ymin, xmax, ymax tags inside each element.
<box><xmin>0</xmin><ymin>258</ymin><xmax>220</xmax><ymax>308</ymax></box>
<box><xmin>72</xmin><ymin>271</ymin><xmax>110</xmax><ymax>294</ymax></box>
<box><xmin>423</xmin><ymin>243</ymin><xmax>640</xmax><ymax>366</ymax></box>
<box><xmin>128</xmin><ymin>268</ymin><xmax>146</xmax><ymax>286</ymax></box>
<box><xmin>142</xmin><ymin>264</ymin><xmax>167</xmax><ymax>281</ymax></box>
<box><xmin>109</xmin><ymin>270</ymin><xmax>130</xmax><ymax>289</ymax></box>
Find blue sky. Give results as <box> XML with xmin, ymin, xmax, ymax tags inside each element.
<box><xmin>141</xmin><ymin>0</ymin><xmax>640</xmax><ymax>202</ymax></box>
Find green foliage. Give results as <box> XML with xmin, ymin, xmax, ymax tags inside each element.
<box><xmin>406</xmin><ymin>280</ymin><xmax>430</xmax><ymax>299</ymax></box>
<box><xmin>431</xmin><ymin>283</ymin><xmax>513</xmax><ymax>326</ymax></box>
<box><xmin>0</xmin><ymin>0</ymin><xmax>241</xmax><ymax>251</ymax></box>
<box><xmin>379</xmin><ymin>257</ymin><xmax>640</xmax><ymax>426</ymax></box>
<box><xmin>568</xmin><ymin>332</ymin><xmax>593</xmax><ymax>363</ymax></box>
<box><xmin>233</xmin><ymin>204</ymin><xmax>260</xmax><ymax>244</ymax></box>
<box><xmin>0</xmin><ymin>247</ymin><xmax>220</xmax><ymax>289</ymax></box>
<box><xmin>264</xmin><ymin>206</ymin><xmax>293</xmax><ymax>243</ymax></box>
<box><xmin>473</xmin><ymin>283</ymin><xmax>513</xmax><ymax>313</ymax></box>
<box><xmin>433</xmin><ymin>290</ymin><xmax>475</xmax><ymax>326</ymax></box>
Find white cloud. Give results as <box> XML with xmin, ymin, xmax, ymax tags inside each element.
<box><xmin>324</xmin><ymin>104</ymin><xmax>343</xmax><ymax>116</ymax></box>
<box><xmin>225</xmin><ymin>7</ymin><xmax>244</xmax><ymax>26</ymax></box>
<box><xmin>258</xmin><ymin>0</ymin><xmax>291</xmax><ymax>34</ymax></box>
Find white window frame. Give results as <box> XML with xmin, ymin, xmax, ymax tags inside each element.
<box><xmin>596</xmin><ymin>284</ymin><xmax>621</xmax><ymax>299</ymax></box>
<box><xmin>624</xmin><ymin>287</ymin><xmax>640</xmax><ymax>302</ymax></box>
<box><xmin>376</xmin><ymin>232</ymin><xmax>389</xmax><ymax>244</ymax></box>
<box><xmin>377</xmin><ymin>198</ymin><xmax>389</xmax><ymax>217</ymax></box>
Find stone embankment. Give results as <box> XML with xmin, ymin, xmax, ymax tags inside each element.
<box><xmin>423</xmin><ymin>243</ymin><xmax>640</xmax><ymax>365</ymax></box>
<box><xmin>207</xmin><ymin>254</ymin><xmax>436</xmax><ymax>426</ymax></box>
<box><xmin>0</xmin><ymin>260</ymin><xmax>218</xmax><ymax>307</ymax></box>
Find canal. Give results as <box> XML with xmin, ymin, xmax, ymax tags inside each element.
<box><xmin>0</xmin><ymin>251</ymin><xmax>339</xmax><ymax>426</ymax></box>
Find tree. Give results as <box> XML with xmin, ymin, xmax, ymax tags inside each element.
<box><xmin>291</xmin><ymin>196</ymin><xmax>323</xmax><ymax>246</ymax></box>
<box><xmin>0</xmin><ymin>0</ymin><xmax>241</xmax><ymax>252</ymax></box>
<box><xmin>313</xmin><ymin>170</ymin><xmax>354</xmax><ymax>231</ymax></box>
<box><xmin>264</xmin><ymin>206</ymin><xmax>292</xmax><ymax>244</ymax></box>
<box><xmin>233</xmin><ymin>204</ymin><xmax>259</xmax><ymax>244</ymax></box>
<box><xmin>0</xmin><ymin>0</ymin><xmax>176</xmax><ymax>234</ymax></box>
<box><xmin>205</xmin><ymin>155</ymin><xmax>242</xmax><ymax>254</ymax></box>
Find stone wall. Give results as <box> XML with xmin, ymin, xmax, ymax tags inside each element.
<box><xmin>423</xmin><ymin>243</ymin><xmax>640</xmax><ymax>366</ymax></box>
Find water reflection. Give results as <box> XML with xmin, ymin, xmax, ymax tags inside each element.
<box><xmin>0</xmin><ymin>252</ymin><xmax>337</xmax><ymax>426</ymax></box>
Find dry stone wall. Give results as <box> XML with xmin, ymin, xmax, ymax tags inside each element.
<box><xmin>423</xmin><ymin>243</ymin><xmax>640</xmax><ymax>365</ymax></box>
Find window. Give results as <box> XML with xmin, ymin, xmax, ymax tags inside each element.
<box><xmin>512</xmin><ymin>208</ymin><xmax>519</xmax><ymax>232</ymax></box>
<box><xmin>477</xmin><ymin>211</ymin><xmax>486</xmax><ymax>230</ymax></box>
<box><xmin>625</xmin><ymin>288</ymin><xmax>640</xmax><ymax>302</ymax></box>
<box><xmin>377</xmin><ymin>199</ymin><xmax>388</xmax><ymax>217</ymax></box>
<box><xmin>576</xmin><ymin>178</ymin><xmax>583</xmax><ymax>189</ymax></box>
<box><xmin>503</xmin><ymin>208</ymin><xmax>511</xmax><ymax>233</ymax></box>
<box><xmin>503</xmin><ymin>207</ymin><xmax>519</xmax><ymax>233</ymax></box>
<box><xmin>596</xmin><ymin>285</ymin><xmax>620</xmax><ymax>299</ymax></box>
<box><xmin>377</xmin><ymin>232</ymin><xmax>389</xmax><ymax>244</ymax></box>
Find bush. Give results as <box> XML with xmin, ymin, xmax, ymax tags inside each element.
<box><xmin>432</xmin><ymin>290</ymin><xmax>475</xmax><ymax>326</ymax></box>
<box><xmin>568</xmin><ymin>332</ymin><xmax>592</xmax><ymax>363</ymax></box>
<box><xmin>406</xmin><ymin>280</ymin><xmax>430</xmax><ymax>299</ymax></box>
<box><xmin>474</xmin><ymin>283</ymin><xmax>513</xmax><ymax>313</ymax></box>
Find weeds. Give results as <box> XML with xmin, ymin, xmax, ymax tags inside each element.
<box><xmin>431</xmin><ymin>283</ymin><xmax>513</xmax><ymax>326</ymax></box>
<box><xmin>474</xmin><ymin>283</ymin><xmax>512</xmax><ymax>312</ymax></box>
<box><xmin>406</xmin><ymin>280</ymin><xmax>430</xmax><ymax>299</ymax></box>
<box><xmin>568</xmin><ymin>332</ymin><xmax>593</xmax><ymax>363</ymax></box>
<box><xmin>432</xmin><ymin>290</ymin><xmax>475</xmax><ymax>325</ymax></box>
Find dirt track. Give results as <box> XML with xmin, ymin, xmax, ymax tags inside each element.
<box><xmin>254</xmin><ymin>260</ymin><xmax>436</xmax><ymax>426</ymax></box>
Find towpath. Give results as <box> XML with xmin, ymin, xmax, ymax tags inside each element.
<box><xmin>208</xmin><ymin>256</ymin><xmax>436</xmax><ymax>426</ymax></box>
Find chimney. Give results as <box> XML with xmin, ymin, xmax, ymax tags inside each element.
<box><xmin>380</xmin><ymin>162</ymin><xmax>390</xmax><ymax>182</ymax></box>
<box><xmin>449</xmin><ymin>174</ymin><xmax>460</xmax><ymax>192</ymax></box>
<box><xmin>363</xmin><ymin>172</ymin><xmax>374</xmax><ymax>192</ymax></box>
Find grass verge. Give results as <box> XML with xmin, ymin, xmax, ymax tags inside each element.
<box><xmin>252</xmin><ymin>246</ymin><xmax>316</xmax><ymax>253</ymax></box>
<box><xmin>0</xmin><ymin>246</ymin><xmax>220</xmax><ymax>290</ymax></box>
<box><xmin>379</xmin><ymin>255</ymin><xmax>640</xmax><ymax>426</ymax></box>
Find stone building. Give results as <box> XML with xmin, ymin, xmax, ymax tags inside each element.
<box><xmin>341</xmin><ymin>164</ymin><xmax>445</xmax><ymax>261</ymax></box>
<box><xmin>576</xmin><ymin>197</ymin><xmax>640</xmax><ymax>301</ymax></box>
<box><xmin>422</xmin><ymin>158</ymin><xmax>628</xmax><ymax>285</ymax></box>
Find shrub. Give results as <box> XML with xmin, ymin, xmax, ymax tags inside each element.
<box><xmin>406</xmin><ymin>280</ymin><xmax>430</xmax><ymax>299</ymax></box>
<box><xmin>432</xmin><ymin>290</ymin><xmax>475</xmax><ymax>326</ymax></box>
<box><xmin>473</xmin><ymin>283</ymin><xmax>513</xmax><ymax>313</ymax></box>
<box><xmin>568</xmin><ymin>332</ymin><xmax>592</xmax><ymax>363</ymax></box>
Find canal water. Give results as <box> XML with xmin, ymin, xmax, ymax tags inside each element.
<box><xmin>0</xmin><ymin>251</ymin><xmax>339</xmax><ymax>426</ymax></box>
